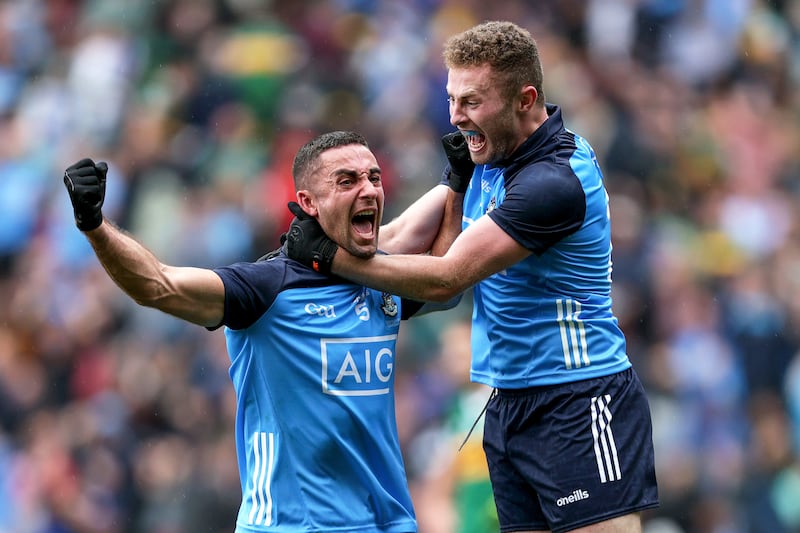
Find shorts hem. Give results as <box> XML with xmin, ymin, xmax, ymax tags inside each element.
<box><xmin>549</xmin><ymin>501</ymin><xmax>660</xmax><ymax>533</ymax></box>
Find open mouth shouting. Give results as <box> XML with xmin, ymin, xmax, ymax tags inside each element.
<box><xmin>352</xmin><ymin>209</ymin><xmax>377</xmax><ymax>239</ymax></box>
<box><xmin>462</xmin><ymin>130</ymin><xmax>486</xmax><ymax>153</ymax></box>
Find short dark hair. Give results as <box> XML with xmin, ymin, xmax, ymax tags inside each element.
<box><xmin>292</xmin><ymin>131</ymin><xmax>369</xmax><ymax>190</ymax></box>
<box><xmin>443</xmin><ymin>21</ymin><xmax>545</xmax><ymax>105</ymax></box>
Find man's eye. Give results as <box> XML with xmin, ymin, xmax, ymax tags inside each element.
<box><xmin>370</xmin><ymin>175</ymin><xmax>382</xmax><ymax>183</ymax></box>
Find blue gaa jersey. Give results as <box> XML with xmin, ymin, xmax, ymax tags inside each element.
<box><xmin>463</xmin><ymin>104</ymin><xmax>631</xmax><ymax>389</ymax></box>
<box><xmin>213</xmin><ymin>252</ymin><xmax>419</xmax><ymax>533</ymax></box>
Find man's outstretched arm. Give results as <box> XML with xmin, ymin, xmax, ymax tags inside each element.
<box><xmin>64</xmin><ymin>158</ymin><xmax>225</xmax><ymax>327</ymax></box>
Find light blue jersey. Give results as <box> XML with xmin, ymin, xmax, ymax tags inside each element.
<box><xmin>213</xmin><ymin>254</ymin><xmax>418</xmax><ymax>532</ymax></box>
<box><xmin>463</xmin><ymin>105</ymin><xmax>631</xmax><ymax>388</ymax></box>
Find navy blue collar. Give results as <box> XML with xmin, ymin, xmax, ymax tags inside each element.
<box><xmin>494</xmin><ymin>103</ymin><xmax>563</xmax><ymax>174</ymax></box>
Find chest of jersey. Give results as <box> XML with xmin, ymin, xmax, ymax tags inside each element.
<box><xmin>464</xmin><ymin>166</ymin><xmax>506</xmax><ymax>226</ymax></box>
<box><xmin>230</xmin><ymin>284</ymin><xmax>402</xmax><ymax>398</ymax></box>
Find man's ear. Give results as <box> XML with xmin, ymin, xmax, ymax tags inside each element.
<box><xmin>296</xmin><ymin>190</ymin><xmax>319</xmax><ymax>217</ymax></box>
<box><xmin>519</xmin><ymin>85</ymin><xmax>537</xmax><ymax>112</ymax></box>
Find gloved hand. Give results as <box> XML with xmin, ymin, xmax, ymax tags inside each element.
<box><xmin>441</xmin><ymin>131</ymin><xmax>474</xmax><ymax>193</ymax></box>
<box><xmin>63</xmin><ymin>158</ymin><xmax>108</xmax><ymax>231</ymax></box>
<box><xmin>285</xmin><ymin>201</ymin><xmax>339</xmax><ymax>274</ymax></box>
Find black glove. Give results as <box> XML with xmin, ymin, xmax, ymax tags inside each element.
<box><xmin>285</xmin><ymin>201</ymin><xmax>339</xmax><ymax>274</ymax></box>
<box><xmin>63</xmin><ymin>158</ymin><xmax>108</xmax><ymax>231</ymax></box>
<box><xmin>441</xmin><ymin>131</ymin><xmax>474</xmax><ymax>193</ymax></box>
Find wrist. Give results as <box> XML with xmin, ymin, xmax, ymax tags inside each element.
<box><xmin>76</xmin><ymin>211</ymin><xmax>104</xmax><ymax>232</ymax></box>
<box><xmin>446</xmin><ymin>168</ymin><xmax>471</xmax><ymax>194</ymax></box>
<box><xmin>311</xmin><ymin>238</ymin><xmax>338</xmax><ymax>274</ymax></box>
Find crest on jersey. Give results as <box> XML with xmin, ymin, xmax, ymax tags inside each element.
<box><xmin>380</xmin><ymin>293</ymin><xmax>398</xmax><ymax>317</ymax></box>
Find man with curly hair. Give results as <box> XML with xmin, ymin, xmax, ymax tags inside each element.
<box><xmin>286</xmin><ymin>21</ymin><xmax>660</xmax><ymax>533</ymax></box>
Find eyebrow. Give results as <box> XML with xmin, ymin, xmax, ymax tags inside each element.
<box><xmin>333</xmin><ymin>167</ymin><xmax>382</xmax><ymax>178</ymax></box>
<box><xmin>448</xmin><ymin>88</ymin><xmax>483</xmax><ymax>99</ymax></box>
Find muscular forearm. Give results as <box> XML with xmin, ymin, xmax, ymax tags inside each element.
<box><xmin>333</xmin><ymin>251</ymin><xmax>462</xmax><ymax>302</ymax></box>
<box><xmin>64</xmin><ymin>158</ymin><xmax>223</xmax><ymax>326</ymax></box>
<box><xmin>84</xmin><ymin>220</ymin><xmax>174</xmax><ymax>308</ymax></box>
<box><xmin>83</xmin><ymin>220</ymin><xmax>224</xmax><ymax>326</ymax></box>
<box><xmin>331</xmin><ymin>214</ymin><xmax>530</xmax><ymax>303</ymax></box>
<box><xmin>430</xmin><ymin>189</ymin><xmax>463</xmax><ymax>257</ymax></box>
<box><xmin>379</xmin><ymin>185</ymin><xmax>449</xmax><ymax>254</ymax></box>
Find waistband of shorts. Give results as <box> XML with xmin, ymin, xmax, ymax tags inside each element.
<box><xmin>494</xmin><ymin>367</ymin><xmax>633</xmax><ymax>397</ymax></box>
<box><xmin>495</xmin><ymin>382</ymin><xmax>564</xmax><ymax>397</ymax></box>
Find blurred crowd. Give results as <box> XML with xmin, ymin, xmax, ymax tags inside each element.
<box><xmin>2</xmin><ymin>0</ymin><xmax>800</xmax><ymax>532</ymax></box>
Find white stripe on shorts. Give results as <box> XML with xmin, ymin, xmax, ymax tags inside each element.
<box><xmin>590</xmin><ymin>394</ymin><xmax>621</xmax><ymax>483</ymax></box>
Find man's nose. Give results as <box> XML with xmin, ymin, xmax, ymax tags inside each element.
<box><xmin>359</xmin><ymin>179</ymin><xmax>379</xmax><ymax>197</ymax></box>
<box><xmin>450</xmin><ymin>102</ymin><xmax>466</xmax><ymax>127</ymax></box>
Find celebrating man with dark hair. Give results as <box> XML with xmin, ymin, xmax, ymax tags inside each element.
<box><xmin>62</xmin><ymin>130</ymin><xmax>464</xmax><ymax>533</ymax></box>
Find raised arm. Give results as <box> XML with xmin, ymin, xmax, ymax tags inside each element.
<box><xmin>64</xmin><ymin>159</ymin><xmax>225</xmax><ymax>327</ymax></box>
<box><xmin>429</xmin><ymin>188</ymin><xmax>464</xmax><ymax>258</ymax></box>
<box><xmin>378</xmin><ymin>184</ymin><xmax>450</xmax><ymax>254</ymax></box>
<box><xmin>375</xmin><ymin>131</ymin><xmax>473</xmax><ymax>256</ymax></box>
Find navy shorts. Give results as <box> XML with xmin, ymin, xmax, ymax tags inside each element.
<box><xmin>483</xmin><ymin>368</ymin><xmax>659</xmax><ymax>533</ymax></box>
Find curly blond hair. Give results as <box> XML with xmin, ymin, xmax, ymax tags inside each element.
<box><xmin>443</xmin><ymin>21</ymin><xmax>545</xmax><ymax>105</ymax></box>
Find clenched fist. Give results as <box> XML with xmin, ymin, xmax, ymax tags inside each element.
<box><xmin>441</xmin><ymin>131</ymin><xmax>474</xmax><ymax>193</ymax></box>
<box><xmin>63</xmin><ymin>158</ymin><xmax>107</xmax><ymax>231</ymax></box>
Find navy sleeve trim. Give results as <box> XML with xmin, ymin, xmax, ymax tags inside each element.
<box><xmin>213</xmin><ymin>258</ymin><xmax>341</xmax><ymax>330</ymax></box>
<box><xmin>400</xmin><ymin>299</ymin><xmax>425</xmax><ymax>320</ymax></box>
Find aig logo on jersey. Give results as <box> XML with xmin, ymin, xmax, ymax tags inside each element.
<box><xmin>320</xmin><ymin>334</ymin><xmax>396</xmax><ymax>396</ymax></box>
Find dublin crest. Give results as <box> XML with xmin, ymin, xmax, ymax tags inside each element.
<box><xmin>380</xmin><ymin>293</ymin><xmax>398</xmax><ymax>317</ymax></box>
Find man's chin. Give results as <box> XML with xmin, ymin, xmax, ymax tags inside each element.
<box><xmin>349</xmin><ymin>244</ymin><xmax>378</xmax><ymax>259</ymax></box>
